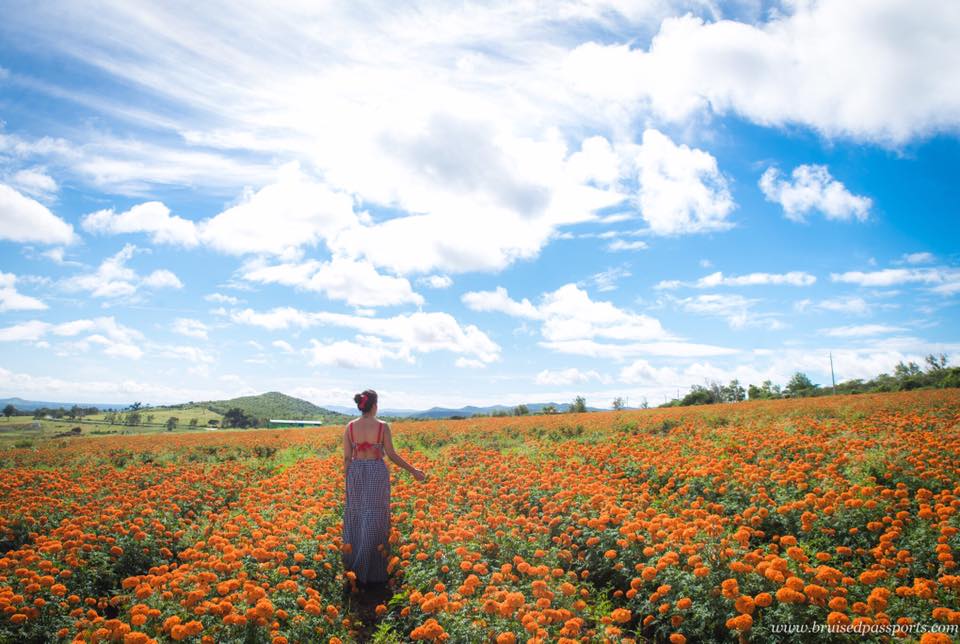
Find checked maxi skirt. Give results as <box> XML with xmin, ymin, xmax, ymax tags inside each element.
<box><xmin>342</xmin><ymin>459</ymin><xmax>391</xmax><ymax>584</ymax></box>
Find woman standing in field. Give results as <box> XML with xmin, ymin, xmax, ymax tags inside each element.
<box><xmin>342</xmin><ymin>389</ymin><xmax>426</xmax><ymax>588</ymax></box>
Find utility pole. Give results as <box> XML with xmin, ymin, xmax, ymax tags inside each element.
<box><xmin>829</xmin><ymin>352</ymin><xmax>837</xmax><ymax>395</ymax></box>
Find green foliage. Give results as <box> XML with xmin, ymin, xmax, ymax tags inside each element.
<box><xmin>570</xmin><ymin>395</ymin><xmax>587</xmax><ymax>413</ymax></box>
<box><xmin>204</xmin><ymin>391</ymin><xmax>339</xmax><ymax>421</ymax></box>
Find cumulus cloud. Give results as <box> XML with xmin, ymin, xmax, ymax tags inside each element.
<box><xmin>618</xmin><ymin>359</ymin><xmax>680</xmax><ymax>385</ymax></box>
<box><xmin>831</xmin><ymin>267</ymin><xmax>960</xmax><ymax>292</ymax></box>
<box><xmin>205</xmin><ymin>292</ymin><xmax>241</xmax><ymax>305</ymax></box>
<box><xmin>607</xmin><ymin>239</ymin><xmax>648</xmax><ymax>252</ymax></box>
<box><xmin>535</xmin><ymin>368</ymin><xmax>611</xmax><ymax>386</ymax></box>
<box><xmin>0</xmin><ymin>272</ymin><xmax>47</xmax><ymax>312</ymax></box>
<box><xmin>656</xmin><ymin>270</ymin><xmax>817</xmax><ymax>289</ymax></box>
<box><xmin>902</xmin><ymin>252</ymin><xmax>935</xmax><ymax>265</ymax></box>
<box><xmin>82</xmin><ymin>201</ymin><xmax>200</xmax><ymax>246</ymax></box>
<box><xmin>0</xmin><ymin>183</ymin><xmax>74</xmax><ymax>244</ymax></box>
<box><xmin>200</xmin><ymin>162</ymin><xmax>357</xmax><ymax>256</ymax></box>
<box><xmin>823</xmin><ymin>324</ymin><xmax>906</xmax><ymax>337</ymax></box>
<box><xmin>631</xmin><ymin>129</ymin><xmax>734</xmax><ymax>235</ymax></box>
<box><xmin>673</xmin><ymin>293</ymin><xmax>783</xmax><ymax>330</ymax></box>
<box><xmin>563</xmin><ymin>2</ymin><xmax>960</xmax><ymax>143</ymax></box>
<box><xmin>307</xmin><ymin>337</ymin><xmax>411</xmax><ymax>369</ymax></box>
<box><xmin>419</xmin><ymin>275</ymin><xmax>453</xmax><ymax>289</ymax></box>
<box><xmin>760</xmin><ymin>165</ymin><xmax>871</xmax><ymax>222</ymax></box>
<box><xmin>241</xmin><ymin>256</ymin><xmax>423</xmax><ymax>307</ymax></box>
<box><xmin>463</xmin><ymin>283</ymin><xmax>736</xmax><ymax>358</ymax></box>
<box><xmin>60</xmin><ymin>244</ymin><xmax>183</xmax><ymax>299</ymax></box>
<box><xmin>232</xmin><ymin>307</ymin><xmax>501</xmax><ymax>364</ymax></box>
<box><xmin>9</xmin><ymin>167</ymin><xmax>58</xmax><ymax>200</ymax></box>
<box><xmin>171</xmin><ymin>318</ymin><xmax>208</xmax><ymax>339</ymax></box>
<box><xmin>0</xmin><ymin>316</ymin><xmax>144</xmax><ymax>359</ymax></box>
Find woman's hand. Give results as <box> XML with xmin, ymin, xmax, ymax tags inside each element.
<box><xmin>411</xmin><ymin>468</ymin><xmax>426</xmax><ymax>482</ymax></box>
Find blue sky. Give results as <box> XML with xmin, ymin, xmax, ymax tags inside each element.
<box><xmin>0</xmin><ymin>1</ymin><xmax>958</xmax><ymax>409</ymax></box>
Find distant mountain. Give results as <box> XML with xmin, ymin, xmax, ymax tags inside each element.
<box><xmin>167</xmin><ymin>392</ymin><xmax>346</xmax><ymax>421</ymax></box>
<box><xmin>389</xmin><ymin>402</ymin><xmax>606</xmax><ymax>419</ymax></box>
<box><xmin>2</xmin><ymin>394</ymin><xmax>610</xmax><ymax>421</ymax></box>
<box><xmin>0</xmin><ymin>397</ymin><xmax>129</xmax><ymax>412</ymax></box>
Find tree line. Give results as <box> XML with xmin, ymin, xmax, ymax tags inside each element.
<box><xmin>663</xmin><ymin>353</ymin><xmax>958</xmax><ymax>407</ymax></box>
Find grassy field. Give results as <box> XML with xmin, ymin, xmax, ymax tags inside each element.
<box><xmin>1</xmin><ymin>390</ymin><xmax>959</xmax><ymax>643</ymax></box>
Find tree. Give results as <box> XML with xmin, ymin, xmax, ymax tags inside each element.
<box><xmin>2</xmin><ymin>404</ymin><xmax>16</xmax><ymax>418</ymax></box>
<box><xmin>640</xmin><ymin>397</ymin><xmax>649</xmax><ymax>409</ymax></box>
<box><xmin>188</xmin><ymin>418</ymin><xmax>198</xmax><ymax>428</ymax></box>
<box><xmin>612</xmin><ymin>397</ymin><xmax>627</xmax><ymax>411</ymax></box>
<box><xmin>925</xmin><ymin>353</ymin><xmax>948</xmax><ymax>372</ymax></box>
<box><xmin>541</xmin><ymin>404</ymin><xmax>557</xmax><ymax>414</ymax></box>
<box><xmin>723</xmin><ymin>379</ymin><xmax>745</xmax><ymax>402</ymax></box>
<box><xmin>513</xmin><ymin>404</ymin><xmax>529</xmax><ymax>416</ymax></box>
<box><xmin>894</xmin><ymin>361</ymin><xmax>922</xmax><ymax>379</ymax></box>
<box><xmin>680</xmin><ymin>385</ymin><xmax>719</xmax><ymax>406</ymax></box>
<box><xmin>165</xmin><ymin>417</ymin><xmax>179</xmax><ymax>432</ymax></box>
<box><xmin>569</xmin><ymin>396</ymin><xmax>587</xmax><ymax>413</ymax></box>
<box><xmin>785</xmin><ymin>372</ymin><xmax>817</xmax><ymax>396</ymax></box>
<box><xmin>223</xmin><ymin>407</ymin><xmax>254</xmax><ymax>429</ymax></box>
<box><xmin>125</xmin><ymin>411</ymin><xmax>141</xmax><ymax>426</ymax></box>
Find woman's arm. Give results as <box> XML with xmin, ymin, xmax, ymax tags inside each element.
<box><xmin>383</xmin><ymin>423</ymin><xmax>425</xmax><ymax>481</ymax></box>
<box><xmin>342</xmin><ymin>425</ymin><xmax>352</xmax><ymax>477</ymax></box>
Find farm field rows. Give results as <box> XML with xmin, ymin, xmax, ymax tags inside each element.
<box><xmin>1</xmin><ymin>390</ymin><xmax>959</xmax><ymax>643</ymax></box>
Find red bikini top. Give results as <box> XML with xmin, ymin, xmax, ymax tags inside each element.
<box><xmin>349</xmin><ymin>420</ymin><xmax>384</xmax><ymax>457</ymax></box>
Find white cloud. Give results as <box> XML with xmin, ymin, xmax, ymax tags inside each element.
<box><xmin>0</xmin><ymin>320</ymin><xmax>51</xmax><ymax>342</ymax></box>
<box><xmin>9</xmin><ymin>167</ymin><xmax>58</xmax><ymax>200</ymax></box>
<box><xmin>823</xmin><ymin>324</ymin><xmax>906</xmax><ymax>337</ymax></box>
<box><xmin>158</xmin><ymin>345</ymin><xmax>215</xmax><ymax>364</ymax></box>
<box><xmin>454</xmin><ymin>357</ymin><xmax>486</xmax><ymax>369</ymax></box>
<box><xmin>0</xmin><ymin>272</ymin><xmax>47</xmax><ymax>312</ymax></box>
<box><xmin>233</xmin><ymin>307</ymin><xmax>501</xmax><ymax>363</ymax></box>
<box><xmin>563</xmin><ymin>2</ymin><xmax>960</xmax><ymax>143</ymax></box>
<box><xmin>810</xmin><ymin>296</ymin><xmax>873</xmax><ymax>316</ymax></box>
<box><xmin>142</xmin><ymin>269</ymin><xmax>183</xmax><ymax>289</ymax></box>
<box><xmin>902</xmin><ymin>252</ymin><xmax>935</xmax><ymax>265</ymax></box>
<box><xmin>419</xmin><ymin>275</ymin><xmax>453</xmax><ymax>289</ymax></box>
<box><xmin>60</xmin><ymin>244</ymin><xmax>183</xmax><ymax>298</ymax></box>
<box><xmin>618</xmin><ymin>359</ymin><xmax>680</xmax><ymax>385</ymax></box>
<box><xmin>541</xmin><ymin>338</ymin><xmax>738</xmax><ymax>359</ymax></box>
<box><xmin>200</xmin><ymin>162</ymin><xmax>357</xmax><ymax>256</ymax></box>
<box><xmin>461</xmin><ymin>286</ymin><xmax>540</xmax><ymax>319</ymax></box>
<box><xmin>0</xmin><ymin>316</ymin><xmax>145</xmax><ymax>359</ymax></box>
<box><xmin>241</xmin><ymin>256</ymin><xmax>423</xmax><ymax>307</ymax></box>
<box><xmin>272</xmin><ymin>340</ymin><xmax>294</xmax><ymax>353</ymax></box>
<box><xmin>171</xmin><ymin>318</ymin><xmax>208</xmax><ymax>339</ymax></box>
<box><xmin>464</xmin><ymin>283</ymin><xmax>667</xmax><ymax>342</ymax></box>
<box><xmin>582</xmin><ymin>266</ymin><xmax>631</xmax><ymax>292</ymax></box>
<box><xmin>535</xmin><ymin>367</ymin><xmax>610</xmax><ymax>386</ymax></box>
<box><xmin>657</xmin><ymin>270</ymin><xmax>817</xmax><ymax>289</ymax></box>
<box><xmin>631</xmin><ymin>129</ymin><xmax>734</xmax><ymax>235</ymax></box>
<box><xmin>760</xmin><ymin>165</ymin><xmax>871</xmax><ymax>222</ymax></box>
<box><xmin>674</xmin><ymin>293</ymin><xmax>783</xmax><ymax>330</ymax></box>
<box><xmin>607</xmin><ymin>239</ymin><xmax>648</xmax><ymax>252</ymax></box>
<box><xmin>0</xmin><ymin>365</ymin><xmax>240</xmax><ymax>405</ymax></box>
<box><xmin>306</xmin><ymin>337</ymin><xmax>410</xmax><ymax>370</ymax></box>
<box><xmin>0</xmin><ymin>183</ymin><xmax>74</xmax><ymax>244</ymax></box>
<box><xmin>205</xmin><ymin>292</ymin><xmax>241</xmax><ymax>305</ymax></box>
<box><xmin>82</xmin><ymin>201</ymin><xmax>200</xmax><ymax>246</ymax></box>
<box><xmin>831</xmin><ymin>267</ymin><xmax>960</xmax><ymax>291</ymax></box>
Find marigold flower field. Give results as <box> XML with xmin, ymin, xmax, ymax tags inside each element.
<box><xmin>1</xmin><ymin>390</ymin><xmax>959</xmax><ymax>643</ymax></box>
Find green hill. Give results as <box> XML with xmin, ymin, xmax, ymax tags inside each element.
<box><xmin>167</xmin><ymin>392</ymin><xmax>348</xmax><ymax>423</ymax></box>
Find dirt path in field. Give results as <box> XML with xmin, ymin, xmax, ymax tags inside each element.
<box><xmin>343</xmin><ymin>581</ymin><xmax>393</xmax><ymax>642</ymax></box>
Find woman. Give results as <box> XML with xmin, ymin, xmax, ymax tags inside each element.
<box><xmin>342</xmin><ymin>389</ymin><xmax>426</xmax><ymax>588</ymax></box>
